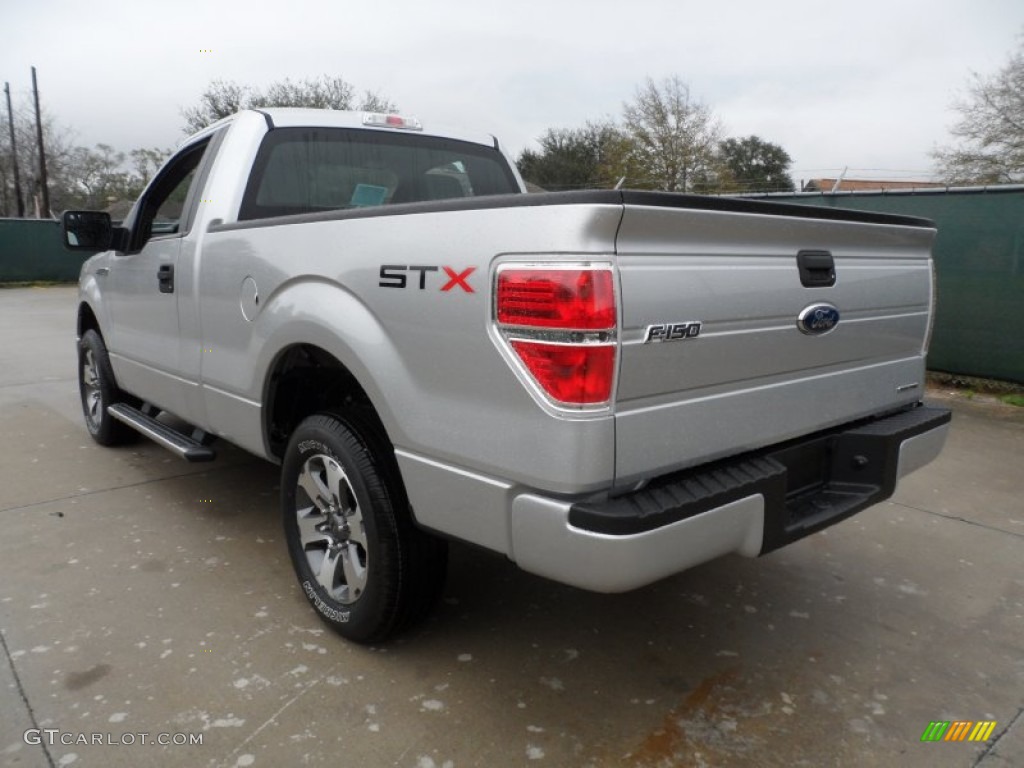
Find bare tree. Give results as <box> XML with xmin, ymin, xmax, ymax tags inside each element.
<box><xmin>0</xmin><ymin>97</ymin><xmax>172</xmax><ymax>216</ymax></box>
<box><xmin>622</xmin><ymin>76</ymin><xmax>723</xmax><ymax>192</ymax></box>
<box><xmin>67</xmin><ymin>143</ymin><xmax>127</xmax><ymax>209</ymax></box>
<box><xmin>932</xmin><ymin>34</ymin><xmax>1024</xmax><ymax>184</ymax></box>
<box><xmin>0</xmin><ymin>99</ymin><xmax>79</xmax><ymax>216</ymax></box>
<box><xmin>182</xmin><ymin>76</ymin><xmax>398</xmax><ymax>134</ymax></box>
<box><xmin>181</xmin><ymin>79</ymin><xmax>250</xmax><ymax>135</ymax></box>
<box><xmin>129</xmin><ymin>147</ymin><xmax>171</xmax><ymax>190</ymax></box>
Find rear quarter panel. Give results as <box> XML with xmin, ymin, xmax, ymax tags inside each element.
<box><xmin>198</xmin><ymin>202</ymin><xmax>624</xmax><ymax>495</ymax></box>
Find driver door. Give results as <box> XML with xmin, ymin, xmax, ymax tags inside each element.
<box><xmin>106</xmin><ymin>138</ymin><xmax>210</xmax><ymax>418</ymax></box>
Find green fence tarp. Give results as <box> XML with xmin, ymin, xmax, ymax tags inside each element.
<box><xmin>0</xmin><ymin>219</ymin><xmax>96</xmax><ymax>282</ymax></box>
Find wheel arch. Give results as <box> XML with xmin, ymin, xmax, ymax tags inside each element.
<box><xmin>77</xmin><ymin>301</ymin><xmax>101</xmax><ymax>340</ymax></box>
<box><xmin>262</xmin><ymin>342</ymin><xmax>394</xmax><ymax>463</ymax></box>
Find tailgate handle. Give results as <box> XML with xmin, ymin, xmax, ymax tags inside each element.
<box><xmin>797</xmin><ymin>250</ymin><xmax>836</xmax><ymax>287</ymax></box>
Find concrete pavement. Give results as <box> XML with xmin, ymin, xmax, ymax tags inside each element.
<box><xmin>1</xmin><ymin>286</ymin><xmax>1021</xmax><ymax>768</ymax></box>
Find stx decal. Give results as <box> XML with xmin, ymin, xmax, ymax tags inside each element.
<box><xmin>441</xmin><ymin>266</ymin><xmax>475</xmax><ymax>293</ymax></box>
<box><xmin>644</xmin><ymin>321</ymin><xmax>702</xmax><ymax>344</ymax></box>
<box><xmin>379</xmin><ymin>265</ymin><xmax>476</xmax><ymax>293</ymax></box>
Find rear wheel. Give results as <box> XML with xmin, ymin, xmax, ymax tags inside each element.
<box><xmin>282</xmin><ymin>412</ymin><xmax>447</xmax><ymax>643</ymax></box>
<box><xmin>78</xmin><ymin>329</ymin><xmax>136</xmax><ymax>446</ymax></box>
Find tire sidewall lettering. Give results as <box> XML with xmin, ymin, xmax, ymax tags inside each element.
<box><xmin>297</xmin><ymin>439</ymin><xmax>330</xmax><ymax>456</ymax></box>
<box><xmin>302</xmin><ymin>580</ymin><xmax>350</xmax><ymax>623</ymax></box>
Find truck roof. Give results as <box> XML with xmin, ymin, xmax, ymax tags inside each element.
<box><xmin>192</xmin><ymin>108</ymin><xmax>500</xmax><ymax>151</ymax></box>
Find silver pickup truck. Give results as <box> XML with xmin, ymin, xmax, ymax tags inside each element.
<box><xmin>63</xmin><ymin>108</ymin><xmax>951</xmax><ymax>643</ymax></box>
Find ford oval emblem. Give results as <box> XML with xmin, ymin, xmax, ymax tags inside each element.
<box><xmin>797</xmin><ymin>303</ymin><xmax>840</xmax><ymax>336</ymax></box>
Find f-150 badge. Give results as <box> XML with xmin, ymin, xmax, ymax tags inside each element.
<box><xmin>644</xmin><ymin>321</ymin><xmax>702</xmax><ymax>343</ymax></box>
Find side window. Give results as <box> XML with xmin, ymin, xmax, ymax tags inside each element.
<box><xmin>132</xmin><ymin>139</ymin><xmax>210</xmax><ymax>251</ymax></box>
<box><xmin>151</xmin><ymin>165</ymin><xmax>199</xmax><ymax>236</ymax></box>
<box><xmin>239</xmin><ymin>128</ymin><xmax>520</xmax><ymax>221</ymax></box>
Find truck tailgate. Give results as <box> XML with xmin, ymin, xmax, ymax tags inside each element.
<box><xmin>613</xmin><ymin>194</ymin><xmax>936</xmax><ymax>487</ymax></box>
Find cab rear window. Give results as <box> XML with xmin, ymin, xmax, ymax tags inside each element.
<box><xmin>239</xmin><ymin>127</ymin><xmax>519</xmax><ymax>221</ymax></box>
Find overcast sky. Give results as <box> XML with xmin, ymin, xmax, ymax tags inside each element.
<box><xmin>3</xmin><ymin>0</ymin><xmax>1022</xmax><ymax>184</ymax></box>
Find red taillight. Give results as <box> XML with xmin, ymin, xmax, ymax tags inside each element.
<box><xmin>510</xmin><ymin>342</ymin><xmax>615</xmax><ymax>404</ymax></box>
<box><xmin>497</xmin><ymin>270</ymin><xmax>615</xmax><ymax>329</ymax></box>
<box><xmin>495</xmin><ymin>265</ymin><xmax>617</xmax><ymax>408</ymax></box>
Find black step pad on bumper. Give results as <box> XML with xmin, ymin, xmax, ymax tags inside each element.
<box><xmin>569</xmin><ymin>405</ymin><xmax>951</xmax><ymax>554</ymax></box>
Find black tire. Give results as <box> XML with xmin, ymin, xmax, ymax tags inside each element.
<box><xmin>282</xmin><ymin>412</ymin><xmax>447</xmax><ymax>644</ymax></box>
<box><xmin>77</xmin><ymin>329</ymin><xmax>137</xmax><ymax>446</ymax></box>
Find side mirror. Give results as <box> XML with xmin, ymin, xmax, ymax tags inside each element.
<box><xmin>62</xmin><ymin>211</ymin><xmax>114</xmax><ymax>250</ymax></box>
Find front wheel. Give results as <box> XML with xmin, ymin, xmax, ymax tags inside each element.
<box><xmin>281</xmin><ymin>413</ymin><xmax>447</xmax><ymax>644</ymax></box>
<box><xmin>78</xmin><ymin>329</ymin><xmax>137</xmax><ymax>446</ymax></box>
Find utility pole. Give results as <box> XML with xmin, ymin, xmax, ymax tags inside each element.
<box><xmin>31</xmin><ymin>66</ymin><xmax>50</xmax><ymax>218</ymax></box>
<box><xmin>4</xmin><ymin>82</ymin><xmax>25</xmax><ymax>217</ymax></box>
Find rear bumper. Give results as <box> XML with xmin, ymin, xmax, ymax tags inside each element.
<box><xmin>508</xmin><ymin>404</ymin><xmax>950</xmax><ymax>592</ymax></box>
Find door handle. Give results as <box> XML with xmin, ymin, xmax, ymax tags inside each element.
<box><xmin>158</xmin><ymin>263</ymin><xmax>175</xmax><ymax>294</ymax></box>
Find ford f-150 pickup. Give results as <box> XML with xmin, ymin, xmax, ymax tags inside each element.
<box><xmin>62</xmin><ymin>108</ymin><xmax>951</xmax><ymax>643</ymax></box>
